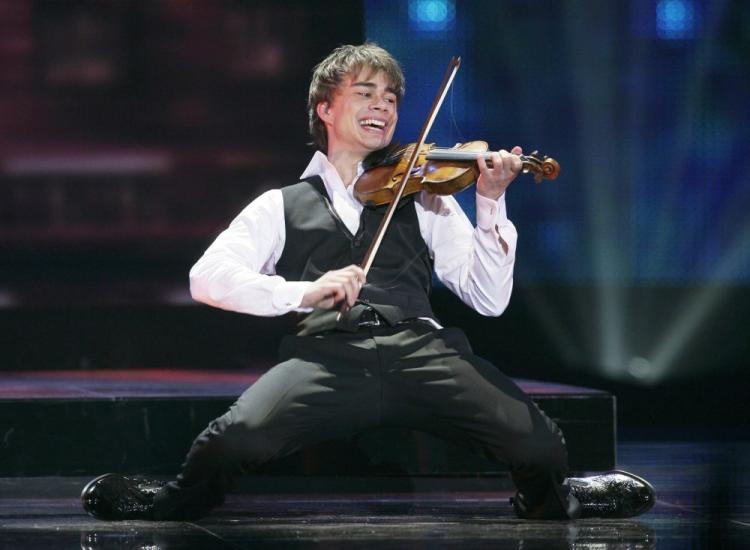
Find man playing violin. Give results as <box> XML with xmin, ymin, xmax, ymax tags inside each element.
<box><xmin>81</xmin><ymin>43</ymin><xmax>654</xmax><ymax>521</ymax></box>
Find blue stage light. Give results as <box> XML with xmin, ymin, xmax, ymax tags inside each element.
<box><xmin>408</xmin><ymin>0</ymin><xmax>455</xmax><ymax>33</ymax></box>
<box><xmin>656</xmin><ymin>0</ymin><xmax>698</xmax><ymax>39</ymax></box>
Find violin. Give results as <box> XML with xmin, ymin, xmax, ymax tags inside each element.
<box><xmin>355</xmin><ymin>140</ymin><xmax>560</xmax><ymax>207</ymax></box>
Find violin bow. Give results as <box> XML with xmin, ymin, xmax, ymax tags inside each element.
<box><xmin>338</xmin><ymin>56</ymin><xmax>461</xmax><ymax>320</ymax></box>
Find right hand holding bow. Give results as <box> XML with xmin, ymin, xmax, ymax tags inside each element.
<box><xmin>300</xmin><ymin>265</ymin><xmax>366</xmax><ymax>310</ymax></box>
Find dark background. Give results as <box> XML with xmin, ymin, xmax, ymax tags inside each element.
<box><xmin>1</xmin><ymin>0</ymin><xmax>748</xmax><ymax>436</ymax></box>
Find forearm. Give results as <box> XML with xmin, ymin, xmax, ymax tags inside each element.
<box><xmin>463</xmin><ymin>208</ymin><xmax>517</xmax><ymax>315</ymax></box>
<box><xmin>188</xmin><ymin>189</ymin><xmax>312</xmax><ymax>317</ymax></box>
<box><xmin>189</xmin><ymin>253</ymin><xmax>310</xmax><ymax>316</ymax></box>
<box><xmin>426</xmin><ymin>192</ymin><xmax>517</xmax><ymax>316</ymax></box>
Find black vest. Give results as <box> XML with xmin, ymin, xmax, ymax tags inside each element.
<box><xmin>277</xmin><ymin>176</ymin><xmax>436</xmax><ymax>335</ymax></box>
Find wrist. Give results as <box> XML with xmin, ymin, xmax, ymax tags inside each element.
<box><xmin>272</xmin><ymin>281</ymin><xmax>313</xmax><ymax>312</ymax></box>
<box><xmin>477</xmin><ymin>188</ymin><xmax>504</xmax><ymax>201</ymax></box>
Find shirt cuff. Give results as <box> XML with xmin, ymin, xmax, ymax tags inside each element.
<box><xmin>271</xmin><ymin>281</ymin><xmax>313</xmax><ymax>313</ymax></box>
<box><xmin>476</xmin><ymin>192</ymin><xmax>508</xmax><ymax>231</ymax></box>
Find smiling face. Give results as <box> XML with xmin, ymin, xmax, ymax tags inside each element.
<box><xmin>316</xmin><ymin>68</ymin><xmax>399</xmax><ymax>159</ymax></box>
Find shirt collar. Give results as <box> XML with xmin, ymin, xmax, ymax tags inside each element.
<box><xmin>300</xmin><ymin>151</ymin><xmax>364</xmax><ymax>200</ymax></box>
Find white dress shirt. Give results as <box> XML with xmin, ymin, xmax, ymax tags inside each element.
<box><xmin>190</xmin><ymin>151</ymin><xmax>517</xmax><ymax>318</ymax></box>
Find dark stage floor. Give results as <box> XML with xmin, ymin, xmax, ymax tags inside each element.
<box><xmin>1</xmin><ymin>441</ymin><xmax>747</xmax><ymax>549</ymax></box>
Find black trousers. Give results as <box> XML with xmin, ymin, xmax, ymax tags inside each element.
<box><xmin>153</xmin><ymin>322</ymin><xmax>577</xmax><ymax>520</ymax></box>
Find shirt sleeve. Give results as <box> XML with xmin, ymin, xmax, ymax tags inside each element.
<box><xmin>416</xmin><ymin>190</ymin><xmax>517</xmax><ymax>316</ymax></box>
<box><xmin>188</xmin><ymin>189</ymin><xmax>312</xmax><ymax>316</ymax></box>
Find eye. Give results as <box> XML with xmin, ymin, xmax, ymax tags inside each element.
<box><xmin>358</xmin><ymin>91</ymin><xmax>371</xmax><ymax>98</ymax></box>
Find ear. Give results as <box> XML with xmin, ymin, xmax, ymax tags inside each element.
<box><xmin>316</xmin><ymin>102</ymin><xmax>332</xmax><ymax>123</ymax></box>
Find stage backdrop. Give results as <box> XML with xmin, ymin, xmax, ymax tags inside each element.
<box><xmin>365</xmin><ymin>0</ymin><xmax>750</xmax><ymax>284</ymax></box>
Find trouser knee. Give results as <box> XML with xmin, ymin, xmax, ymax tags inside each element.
<box><xmin>187</xmin><ymin>410</ymin><xmax>283</xmax><ymax>475</ymax></box>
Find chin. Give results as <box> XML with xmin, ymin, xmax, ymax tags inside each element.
<box><xmin>361</xmin><ymin>141</ymin><xmax>387</xmax><ymax>154</ymax></box>
<box><xmin>373</xmin><ymin>135</ymin><xmax>393</xmax><ymax>149</ymax></box>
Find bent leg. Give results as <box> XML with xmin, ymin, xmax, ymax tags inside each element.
<box><xmin>381</xmin><ymin>326</ymin><xmax>575</xmax><ymax>519</ymax></box>
<box><xmin>154</xmin><ymin>334</ymin><xmax>381</xmax><ymax>520</ymax></box>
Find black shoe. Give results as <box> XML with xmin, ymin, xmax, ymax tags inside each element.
<box><xmin>510</xmin><ymin>491</ymin><xmax>578</xmax><ymax>520</ymax></box>
<box><xmin>81</xmin><ymin>473</ymin><xmax>165</xmax><ymax>521</ymax></box>
<box><xmin>565</xmin><ymin>470</ymin><xmax>656</xmax><ymax>518</ymax></box>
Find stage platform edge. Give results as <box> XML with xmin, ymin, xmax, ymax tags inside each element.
<box><xmin>0</xmin><ymin>369</ymin><xmax>616</xmax><ymax>478</ymax></box>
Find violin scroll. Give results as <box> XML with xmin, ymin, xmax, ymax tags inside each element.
<box><xmin>521</xmin><ymin>150</ymin><xmax>560</xmax><ymax>184</ymax></box>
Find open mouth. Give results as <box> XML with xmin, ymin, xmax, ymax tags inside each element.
<box><xmin>359</xmin><ymin>118</ymin><xmax>387</xmax><ymax>132</ymax></box>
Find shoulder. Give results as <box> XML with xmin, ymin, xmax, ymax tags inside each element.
<box><xmin>234</xmin><ymin>188</ymin><xmax>283</xmax><ymax>222</ymax></box>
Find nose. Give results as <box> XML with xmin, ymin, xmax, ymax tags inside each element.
<box><xmin>370</xmin><ymin>94</ymin><xmax>392</xmax><ymax>112</ymax></box>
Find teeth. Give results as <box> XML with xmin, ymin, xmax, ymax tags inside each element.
<box><xmin>360</xmin><ymin>119</ymin><xmax>385</xmax><ymax>128</ymax></box>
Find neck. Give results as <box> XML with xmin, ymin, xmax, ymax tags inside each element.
<box><xmin>326</xmin><ymin>149</ymin><xmax>365</xmax><ymax>188</ymax></box>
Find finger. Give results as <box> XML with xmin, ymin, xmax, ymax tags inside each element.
<box><xmin>483</xmin><ymin>151</ymin><xmax>501</xmax><ymax>176</ymax></box>
<box><xmin>495</xmin><ymin>150</ymin><xmax>514</xmax><ymax>176</ymax></box>
<box><xmin>325</xmin><ymin>272</ymin><xmax>358</xmax><ymax>290</ymax></box>
<box><xmin>476</xmin><ymin>153</ymin><xmax>491</xmax><ymax>177</ymax></box>
<box><xmin>335</xmin><ymin>265</ymin><xmax>364</xmax><ymax>288</ymax></box>
<box><xmin>500</xmin><ymin>150</ymin><xmax>521</xmax><ymax>174</ymax></box>
<box><xmin>347</xmin><ymin>272</ymin><xmax>363</xmax><ymax>306</ymax></box>
<box><xmin>511</xmin><ymin>153</ymin><xmax>522</xmax><ymax>173</ymax></box>
<box><xmin>348</xmin><ymin>287</ymin><xmax>359</xmax><ymax>307</ymax></box>
<box><xmin>341</xmin><ymin>276</ymin><xmax>356</xmax><ymax>307</ymax></box>
<box><xmin>491</xmin><ymin>151</ymin><xmax>502</xmax><ymax>172</ymax></box>
<box><xmin>508</xmin><ymin>146</ymin><xmax>523</xmax><ymax>173</ymax></box>
<box><xmin>332</xmin><ymin>271</ymin><xmax>358</xmax><ymax>307</ymax></box>
<box><xmin>346</xmin><ymin>265</ymin><xmax>366</xmax><ymax>285</ymax></box>
<box><xmin>323</xmin><ymin>283</ymin><xmax>345</xmax><ymax>307</ymax></box>
<box><xmin>498</xmin><ymin>150</ymin><xmax>520</xmax><ymax>175</ymax></box>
